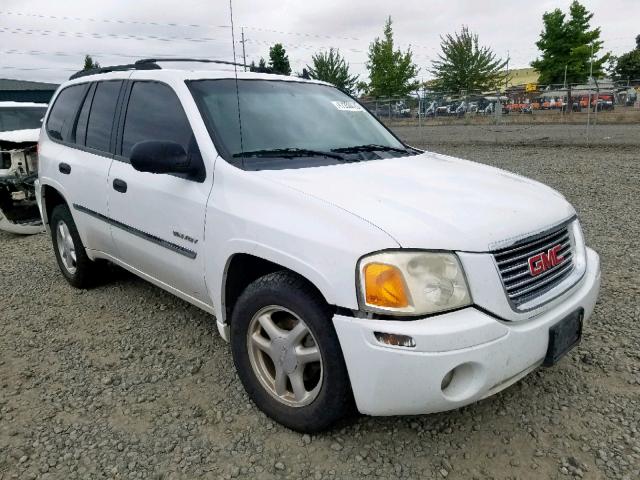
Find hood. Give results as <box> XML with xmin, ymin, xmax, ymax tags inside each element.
<box><xmin>0</xmin><ymin>129</ymin><xmax>40</xmax><ymax>143</ymax></box>
<box><xmin>253</xmin><ymin>151</ymin><xmax>575</xmax><ymax>252</ymax></box>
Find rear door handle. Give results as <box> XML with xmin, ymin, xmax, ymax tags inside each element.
<box><xmin>58</xmin><ymin>162</ymin><xmax>71</xmax><ymax>174</ymax></box>
<box><xmin>112</xmin><ymin>178</ymin><xmax>127</xmax><ymax>193</ymax></box>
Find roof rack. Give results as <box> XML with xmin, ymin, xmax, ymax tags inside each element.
<box><xmin>69</xmin><ymin>58</ymin><xmax>247</xmax><ymax>80</ymax></box>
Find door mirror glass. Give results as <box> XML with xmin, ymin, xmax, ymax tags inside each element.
<box><xmin>130</xmin><ymin>140</ymin><xmax>191</xmax><ymax>175</ymax></box>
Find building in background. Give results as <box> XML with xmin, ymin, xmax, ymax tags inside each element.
<box><xmin>0</xmin><ymin>79</ymin><xmax>59</xmax><ymax>103</ymax></box>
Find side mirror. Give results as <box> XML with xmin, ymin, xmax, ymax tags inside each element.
<box><xmin>130</xmin><ymin>141</ymin><xmax>192</xmax><ymax>175</ymax></box>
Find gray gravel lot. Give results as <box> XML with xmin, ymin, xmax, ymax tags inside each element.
<box><xmin>1</xmin><ymin>124</ymin><xmax>639</xmax><ymax>479</ymax></box>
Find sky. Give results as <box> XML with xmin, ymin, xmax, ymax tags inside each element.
<box><xmin>0</xmin><ymin>0</ymin><xmax>636</xmax><ymax>84</ymax></box>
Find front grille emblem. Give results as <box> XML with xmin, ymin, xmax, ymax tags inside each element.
<box><xmin>528</xmin><ymin>245</ymin><xmax>564</xmax><ymax>276</ymax></box>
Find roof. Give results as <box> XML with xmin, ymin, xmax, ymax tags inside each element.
<box><xmin>63</xmin><ymin>58</ymin><xmax>330</xmax><ymax>87</ymax></box>
<box><xmin>64</xmin><ymin>68</ymin><xmax>330</xmax><ymax>88</ymax></box>
<box><xmin>0</xmin><ymin>78</ymin><xmax>60</xmax><ymax>91</ymax></box>
<box><xmin>506</xmin><ymin>68</ymin><xmax>540</xmax><ymax>87</ymax></box>
<box><xmin>0</xmin><ymin>101</ymin><xmax>48</xmax><ymax>108</ymax></box>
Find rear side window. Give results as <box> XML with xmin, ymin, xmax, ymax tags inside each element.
<box><xmin>85</xmin><ymin>81</ymin><xmax>123</xmax><ymax>153</ymax></box>
<box><xmin>122</xmin><ymin>82</ymin><xmax>194</xmax><ymax>159</ymax></box>
<box><xmin>73</xmin><ymin>83</ymin><xmax>95</xmax><ymax>146</ymax></box>
<box><xmin>46</xmin><ymin>84</ymin><xmax>87</xmax><ymax>142</ymax></box>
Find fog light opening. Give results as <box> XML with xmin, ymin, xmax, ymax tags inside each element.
<box><xmin>373</xmin><ymin>332</ymin><xmax>416</xmax><ymax>348</ymax></box>
<box><xmin>441</xmin><ymin>369</ymin><xmax>455</xmax><ymax>391</ymax></box>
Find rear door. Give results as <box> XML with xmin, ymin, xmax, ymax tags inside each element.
<box><xmin>44</xmin><ymin>80</ymin><xmax>123</xmax><ymax>254</ymax></box>
<box><xmin>107</xmin><ymin>80</ymin><xmax>211</xmax><ymax>303</ymax></box>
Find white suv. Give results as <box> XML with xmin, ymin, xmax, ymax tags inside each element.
<box><xmin>36</xmin><ymin>60</ymin><xmax>601</xmax><ymax>432</ymax></box>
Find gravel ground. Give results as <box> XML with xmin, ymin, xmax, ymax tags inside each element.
<box><xmin>1</xmin><ymin>124</ymin><xmax>639</xmax><ymax>480</ymax></box>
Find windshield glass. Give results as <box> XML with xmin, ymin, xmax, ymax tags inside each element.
<box><xmin>0</xmin><ymin>107</ymin><xmax>47</xmax><ymax>132</ymax></box>
<box><xmin>188</xmin><ymin>79</ymin><xmax>406</xmax><ymax>165</ymax></box>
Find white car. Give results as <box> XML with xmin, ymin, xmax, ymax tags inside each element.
<box><xmin>36</xmin><ymin>60</ymin><xmax>601</xmax><ymax>432</ymax></box>
<box><xmin>0</xmin><ymin>101</ymin><xmax>47</xmax><ymax>234</ymax></box>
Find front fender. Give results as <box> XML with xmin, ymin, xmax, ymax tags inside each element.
<box><xmin>204</xmin><ymin>160</ymin><xmax>399</xmax><ymax>327</ymax></box>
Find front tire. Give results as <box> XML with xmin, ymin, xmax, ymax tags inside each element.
<box><xmin>50</xmin><ymin>204</ymin><xmax>99</xmax><ymax>289</ymax></box>
<box><xmin>231</xmin><ymin>271</ymin><xmax>354</xmax><ymax>432</ymax></box>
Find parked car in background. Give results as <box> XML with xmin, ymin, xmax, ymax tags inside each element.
<box><xmin>436</xmin><ymin>104</ymin><xmax>452</xmax><ymax>116</ymax></box>
<box><xmin>593</xmin><ymin>98</ymin><xmax>614</xmax><ymax>112</ymax></box>
<box><xmin>0</xmin><ymin>102</ymin><xmax>46</xmax><ymax>234</ymax></box>
<box><xmin>37</xmin><ymin>61</ymin><xmax>601</xmax><ymax>433</ymax></box>
<box><xmin>391</xmin><ymin>101</ymin><xmax>411</xmax><ymax>118</ymax></box>
<box><xmin>416</xmin><ymin>100</ymin><xmax>437</xmax><ymax>117</ymax></box>
<box><xmin>521</xmin><ymin>104</ymin><xmax>533</xmax><ymax>114</ymax></box>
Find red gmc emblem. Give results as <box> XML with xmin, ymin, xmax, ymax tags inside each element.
<box><xmin>528</xmin><ymin>245</ymin><xmax>564</xmax><ymax>276</ymax></box>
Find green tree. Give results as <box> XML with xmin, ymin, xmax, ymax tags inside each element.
<box><xmin>83</xmin><ymin>54</ymin><xmax>100</xmax><ymax>71</ymax></box>
<box><xmin>366</xmin><ymin>17</ymin><xmax>419</xmax><ymax>98</ymax></box>
<box><xmin>268</xmin><ymin>43</ymin><xmax>291</xmax><ymax>76</ymax></box>
<box><xmin>532</xmin><ymin>1</ymin><xmax>609</xmax><ymax>86</ymax></box>
<box><xmin>430</xmin><ymin>26</ymin><xmax>507</xmax><ymax>93</ymax></box>
<box><xmin>249</xmin><ymin>58</ymin><xmax>273</xmax><ymax>73</ymax></box>
<box><xmin>613</xmin><ymin>35</ymin><xmax>640</xmax><ymax>81</ymax></box>
<box><xmin>306</xmin><ymin>48</ymin><xmax>359</xmax><ymax>94</ymax></box>
<box><xmin>355</xmin><ymin>80</ymin><xmax>370</xmax><ymax>97</ymax></box>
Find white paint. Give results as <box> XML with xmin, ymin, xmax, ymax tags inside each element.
<box><xmin>37</xmin><ymin>69</ymin><xmax>602</xmax><ymax>417</ymax></box>
<box><xmin>335</xmin><ymin>248</ymin><xmax>600</xmax><ymax>415</ymax></box>
<box><xmin>0</xmin><ymin>129</ymin><xmax>41</xmax><ymax>143</ymax></box>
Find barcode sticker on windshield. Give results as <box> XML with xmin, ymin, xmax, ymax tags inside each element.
<box><xmin>331</xmin><ymin>101</ymin><xmax>364</xmax><ymax>112</ymax></box>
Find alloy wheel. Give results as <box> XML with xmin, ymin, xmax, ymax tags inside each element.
<box><xmin>247</xmin><ymin>305</ymin><xmax>323</xmax><ymax>407</ymax></box>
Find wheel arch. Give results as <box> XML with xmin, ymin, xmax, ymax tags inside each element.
<box><xmin>41</xmin><ymin>183</ymin><xmax>70</xmax><ymax>227</ymax></box>
<box><xmin>221</xmin><ymin>252</ymin><xmax>333</xmax><ymax>327</ymax></box>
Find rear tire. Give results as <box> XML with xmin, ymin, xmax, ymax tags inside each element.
<box><xmin>50</xmin><ymin>204</ymin><xmax>99</xmax><ymax>289</ymax></box>
<box><xmin>231</xmin><ymin>271</ymin><xmax>354</xmax><ymax>433</ymax></box>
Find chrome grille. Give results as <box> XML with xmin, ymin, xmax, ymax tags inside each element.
<box><xmin>493</xmin><ymin>224</ymin><xmax>575</xmax><ymax>307</ymax></box>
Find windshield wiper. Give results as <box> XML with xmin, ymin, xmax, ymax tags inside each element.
<box><xmin>233</xmin><ymin>147</ymin><xmax>344</xmax><ymax>160</ymax></box>
<box><xmin>331</xmin><ymin>144</ymin><xmax>410</xmax><ymax>154</ymax></box>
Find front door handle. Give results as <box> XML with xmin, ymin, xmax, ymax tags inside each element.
<box><xmin>58</xmin><ymin>162</ymin><xmax>71</xmax><ymax>174</ymax></box>
<box><xmin>112</xmin><ymin>178</ymin><xmax>127</xmax><ymax>193</ymax></box>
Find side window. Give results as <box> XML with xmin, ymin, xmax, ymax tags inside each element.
<box><xmin>73</xmin><ymin>83</ymin><xmax>95</xmax><ymax>146</ymax></box>
<box><xmin>85</xmin><ymin>81</ymin><xmax>123</xmax><ymax>153</ymax></box>
<box><xmin>122</xmin><ymin>82</ymin><xmax>196</xmax><ymax>160</ymax></box>
<box><xmin>46</xmin><ymin>84</ymin><xmax>87</xmax><ymax>142</ymax></box>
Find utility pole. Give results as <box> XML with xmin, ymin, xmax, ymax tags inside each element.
<box><xmin>240</xmin><ymin>27</ymin><xmax>247</xmax><ymax>71</ymax></box>
<box><xmin>505</xmin><ymin>51</ymin><xmax>510</xmax><ymax>92</ymax></box>
<box><xmin>586</xmin><ymin>43</ymin><xmax>594</xmax><ymax>138</ymax></box>
<box><xmin>563</xmin><ymin>64</ymin><xmax>568</xmax><ymax>117</ymax></box>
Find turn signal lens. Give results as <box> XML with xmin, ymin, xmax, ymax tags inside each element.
<box><xmin>374</xmin><ymin>332</ymin><xmax>416</xmax><ymax>348</ymax></box>
<box><xmin>364</xmin><ymin>263</ymin><xmax>410</xmax><ymax>308</ymax></box>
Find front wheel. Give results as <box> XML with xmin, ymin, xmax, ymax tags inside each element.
<box><xmin>231</xmin><ymin>271</ymin><xmax>354</xmax><ymax>432</ymax></box>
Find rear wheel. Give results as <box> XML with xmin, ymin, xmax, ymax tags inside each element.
<box><xmin>231</xmin><ymin>271</ymin><xmax>353</xmax><ymax>432</ymax></box>
<box><xmin>50</xmin><ymin>204</ymin><xmax>99</xmax><ymax>288</ymax></box>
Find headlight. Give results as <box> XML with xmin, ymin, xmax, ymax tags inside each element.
<box><xmin>357</xmin><ymin>251</ymin><xmax>471</xmax><ymax>316</ymax></box>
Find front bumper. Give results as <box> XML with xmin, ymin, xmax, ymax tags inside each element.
<box><xmin>333</xmin><ymin>247</ymin><xmax>600</xmax><ymax>416</ymax></box>
<box><xmin>0</xmin><ymin>208</ymin><xmax>43</xmax><ymax>234</ymax></box>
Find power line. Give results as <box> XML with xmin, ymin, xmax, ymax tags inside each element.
<box><xmin>239</xmin><ymin>26</ymin><xmax>359</xmax><ymax>41</ymax></box>
<box><xmin>0</xmin><ymin>10</ymin><xmax>361</xmax><ymax>42</ymax></box>
<box><xmin>0</xmin><ymin>26</ymin><xmax>222</xmax><ymax>44</ymax></box>
<box><xmin>0</xmin><ymin>49</ymin><xmax>212</xmax><ymax>60</ymax></box>
<box><xmin>242</xmin><ymin>38</ymin><xmax>363</xmax><ymax>53</ymax></box>
<box><xmin>0</xmin><ymin>65</ymin><xmax>76</xmax><ymax>72</ymax></box>
<box><xmin>0</xmin><ymin>10</ymin><xmax>218</xmax><ymax>29</ymax></box>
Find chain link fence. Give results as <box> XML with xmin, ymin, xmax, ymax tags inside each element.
<box><xmin>359</xmin><ymin>80</ymin><xmax>640</xmax><ymax>130</ymax></box>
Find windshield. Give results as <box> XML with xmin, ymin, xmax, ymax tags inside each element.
<box><xmin>0</xmin><ymin>107</ymin><xmax>47</xmax><ymax>132</ymax></box>
<box><xmin>188</xmin><ymin>79</ymin><xmax>407</xmax><ymax>166</ymax></box>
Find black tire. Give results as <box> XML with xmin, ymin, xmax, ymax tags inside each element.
<box><xmin>231</xmin><ymin>271</ymin><xmax>354</xmax><ymax>433</ymax></box>
<box><xmin>50</xmin><ymin>204</ymin><xmax>99</xmax><ymax>289</ymax></box>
